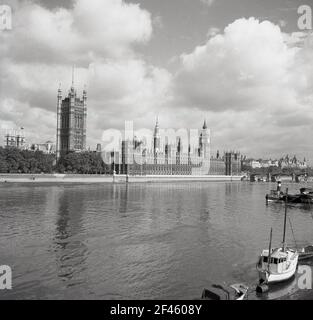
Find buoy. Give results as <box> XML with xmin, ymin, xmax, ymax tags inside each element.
<box><xmin>256</xmin><ymin>283</ymin><xmax>269</xmax><ymax>294</ymax></box>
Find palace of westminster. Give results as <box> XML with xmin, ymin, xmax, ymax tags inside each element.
<box><xmin>3</xmin><ymin>80</ymin><xmax>242</xmax><ymax>176</ymax></box>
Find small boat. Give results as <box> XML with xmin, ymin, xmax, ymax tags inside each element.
<box><xmin>299</xmin><ymin>245</ymin><xmax>313</xmax><ymax>261</ymax></box>
<box><xmin>298</xmin><ymin>188</ymin><xmax>313</xmax><ymax>204</ymax></box>
<box><xmin>266</xmin><ymin>181</ymin><xmax>284</xmax><ymax>203</ymax></box>
<box><xmin>201</xmin><ymin>283</ymin><xmax>249</xmax><ymax>300</ymax></box>
<box><xmin>266</xmin><ymin>184</ymin><xmax>313</xmax><ymax>205</ymax></box>
<box><xmin>257</xmin><ymin>188</ymin><xmax>299</xmax><ymax>285</ymax></box>
<box><xmin>266</xmin><ymin>189</ymin><xmax>284</xmax><ymax>202</ymax></box>
<box><xmin>282</xmin><ymin>193</ymin><xmax>303</xmax><ymax>204</ymax></box>
<box><xmin>300</xmin><ymin>188</ymin><xmax>313</xmax><ymax>195</ymax></box>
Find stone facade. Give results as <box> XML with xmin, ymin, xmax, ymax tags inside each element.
<box><xmin>56</xmin><ymin>84</ymin><xmax>87</xmax><ymax>159</ymax></box>
<box><xmin>105</xmin><ymin>121</ymin><xmax>241</xmax><ymax>176</ymax></box>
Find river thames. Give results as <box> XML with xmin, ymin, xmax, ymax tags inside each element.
<box><xmin>1</xmin><ymin>181</ymin><xmax>313</xmax><ymax>300</ymax></box>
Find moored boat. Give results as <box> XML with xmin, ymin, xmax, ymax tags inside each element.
<box><xmin>298</xmin><ymin>188</ymin><xmax>313</xmax><ymax>205</ymax></box>
<box><xmin>266</xmin><ymin>184</ymin><xmax>313</xmax><ymax>205</ymax></box>
<box><xmin>201</xmin><ymin>283</ymin><xmax>249</xmax><ymax>300</ymax></box>
<box><xmin>266</xmin><ymin>189</ymin><xmax>284</xmax><ymax>202</ymax></box>
<box><xmin>257</xmin><ymin>188</ymin><xmax>299</xmax><ymax>286</ymax></box>
<box><xmin>266</xmin><ymin>181</ymin><xmax>284</xmax><ymax>203</ymax></box>
<box><xmin>257</xmin><ymin>247</ymin><xmax>298</xmax><ymax>284</ymax></box>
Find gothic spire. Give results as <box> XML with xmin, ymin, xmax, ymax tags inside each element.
<box><xmin>72</xmin><ymin>65</ymin><xmax>75</xmax><ymax>87</ymax></box>
<box><xmin>154</xmin><ymin>116</ymin><xmax>159</xmax><ymax>136</ymax></box>
<box><xmin>203</xmin><ymin>119</ymin><xmax>207</xmax><ymax>130</ymax></box>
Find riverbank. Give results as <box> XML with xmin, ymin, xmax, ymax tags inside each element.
<box><xmin>0</xmin><ymin>173</ymin><xmax>244</xmax><ymax>184</ymax></box>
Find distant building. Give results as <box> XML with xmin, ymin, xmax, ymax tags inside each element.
<box><xmin>250</xmin><ymin>160</ymin><xmax>262</xmax><ymax>169</ymax></box>
<box><xmin>3</xmin><ymin>129</ymin><xmax>26</xmax><ymax>149</ymax></box>
<box><xmin>96</xmin><ymin>143</ymin><xmax>102</xmax><ymax>153</ymax></box>
<box><xmin>279</xmin><ymin>155</ymin><xmax>307</xmax><ymax>169</ymax></box>
<box><xmin>31</xmin><ymin>141</ymin><xmax>56</xmax><ymax>154</ymax></box>
<box><xmin>105</xmin><ymin>120</ymin><xmax>241</xmax><ymax>176</ymax></box>
<box><xmin>243</xmin><ymin>156</ymin><xmax>307</xmax><ymax>170</ymax></box>
<box><xmin>56</xmin><ymin>77</ymin><xmax>87</xmax><ymax>159</ymax></box>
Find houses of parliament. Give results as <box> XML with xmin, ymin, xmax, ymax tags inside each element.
<box><xmin>56</xmin><ymin>81</ymin><xmax>242</xmax><ymax>176</ymax></box>
<box><xmin>56</xmin><ymin>78</ymin><xmax>87</xmax><ymax>159</ymax></box>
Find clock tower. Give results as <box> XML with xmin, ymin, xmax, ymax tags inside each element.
<box><xmin>199</xmin><ymin>120</ymin><xmax>210</xmax><ymax>159</ymax></box>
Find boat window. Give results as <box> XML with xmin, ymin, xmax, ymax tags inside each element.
<box><xmin>268</xmin><ymin>258</ymin><xmax>278</xmax><ymax>264</ymax></box>
<box><xmin>263</xmin><ymin>256</ymin><xmax>268</xmax><ymax>263</ymax></box>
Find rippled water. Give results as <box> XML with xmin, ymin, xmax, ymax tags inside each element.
<box><xmin>1</xmin><ymin>181</ymin><xmax>313</xmax><ymax>300</ymax></box>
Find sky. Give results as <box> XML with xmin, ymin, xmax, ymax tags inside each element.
<box><xmin>0</xmin><ymin>0</ymin><xmax>313</xmax><ymax>160</ymax></box>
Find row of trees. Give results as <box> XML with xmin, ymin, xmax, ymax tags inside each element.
<box><xmin>1</xmin><ymin>147</ymin><xmax>311</xmax><ymax>176</ymax></box>
<box><xmin>0</xmin><ymin>147</ymin><xmax>111</xmax><ymax>174</ymax></box>
<box><xmin>0</xmin><ymin>147</ymin><xmax>55</xmax><ymax>173</ymax></box>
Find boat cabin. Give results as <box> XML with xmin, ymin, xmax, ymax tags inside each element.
<box><xmin>258</xmin><ymin>248</ymin><xmax>289</xmax><ymax>274</ymax></box>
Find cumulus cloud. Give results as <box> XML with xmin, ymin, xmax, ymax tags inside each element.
<box><xmin>0</xmin><ymin>0</ymin><xmax>152</xmax><ymax>64</ymax></box>
<box><xmin>0</xmin><ymin>0</ymin><xmax>171</xmax><ymax>146</ymax></box>
<box><xmin>200</xmin><ymin>0</ymin><xmax>215</xmax><ymax>7</ymax></box>
<box><xmin>1</xmin><ymin>1</ymin><xmax>313</xmax><ymax>160</ymax></box>
<box><xmin>172</xmin><ymin>18</ymin><xmax>313</xmax><ymax>158</ymax></box>
<box><xmin>175</xmin><ymin>18</ymin><xmax>300</xmax><ymax>111</ymax></box>
<box><xmin>0</xmin><ymin>98</ymin><xmax>56</xmax><ymax>142</ymax></box>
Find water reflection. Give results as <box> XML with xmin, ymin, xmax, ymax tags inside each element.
<box><xmin>53</xmin><ymin>189</ymin><xmax>88</xmax><ymax>290</ymax></box>
<box><xmin>118</xmin><ymin>184</ymin><xmax>129</xmax><ymax>214</ymax></box>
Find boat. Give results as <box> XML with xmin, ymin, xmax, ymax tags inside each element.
<box><xmin>257</xmin><ymin>188</ymin><xmax>299</xmax><ymax>286</ymax></box>
<box><xmin>299</xmin><ymin>188</ymin><xmax>313</xmax><ymax>195</ymax></box>
<box><xmin>256</xmin><ymin>247</ymin><xmax>298</xmax><ymax>284</ymax></box>
<box><xmin>266</xmin><ymin>184</ymin><xmax>313</xmax><ymax>205</ymax></box>
<box><xmin>266</xmin><ymin>181</ymin><xmax>284</xmax><ymax>203</ymax></box>
<box><xmin>266</xmin><ymin>189</ymin><xmax>284</xmax><ymax>202</ymax></box>
<box><xmin>298</xmin><ymin>188</ymin><xmax>313</xmax><ymax>205</ymax></box>
<box><xmin>201</xmin><ymin>283</ymin><xmax>249</xmax><ymax>300</ymax></box>
<box><xmin>282</xmin><ymin>193</ymin><xmax>303</xmax><ymax>204</ymax></box>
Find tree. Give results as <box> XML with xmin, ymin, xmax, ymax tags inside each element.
<box><xmin>55</xmin><ymin>151</ymin><xmax>107</xmax><ymax>174</ymax></box>
<box><xmin>0</xmin><ymin>147</ymin><xmax>55</xmax><ymax>174</ymax></box>
<box><xmin>0</xmin><ymin>158</ymin><xmax>8</xmax><ymax>173</ymax></box>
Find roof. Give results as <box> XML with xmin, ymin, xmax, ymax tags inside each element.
<box><xmin>261</xmin><ymin>248</ymin><xmax>288</xmax><ymax>259</ymax></box>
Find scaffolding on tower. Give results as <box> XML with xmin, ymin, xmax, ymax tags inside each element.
<box><xmin>4</xmin><ymin>128</ymin><xmax>26</xmax><ymax>149</ymax></box>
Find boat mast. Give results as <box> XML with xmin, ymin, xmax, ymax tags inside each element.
<box><xmin>282</xmin><ymin>188</ymin><xmax>288</xmax><ymax>252</ymax></box>
<box><xmin>268</xmin><ymin>228</ymin><xmax>273</xmax><ymax>272</ymax></box>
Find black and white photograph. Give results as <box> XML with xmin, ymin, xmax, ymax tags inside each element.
<box><xmin>1</xmin><ymin>0</ymin><xmax>313</xmax><ymax>312</ymax></box>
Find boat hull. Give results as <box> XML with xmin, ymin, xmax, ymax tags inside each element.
<box><xmin>257</xmin><ymin>255</ymin><xmax>298</xmax><ymax>284</ymax></box>
<box><xmin>258</xmin><ymin>269</ymin><xmax>296</xmax><ymax>284</ymax></box>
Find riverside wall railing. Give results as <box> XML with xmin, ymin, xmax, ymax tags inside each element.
<box><xmin>0</xmin><ymin>173</ymin><xmax>244</xmax><ymax>183</ymax></box>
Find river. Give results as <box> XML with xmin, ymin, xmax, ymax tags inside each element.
<box><xmin>1</xmin><ymin>181</ymin><xmax>313</xmax><ymax>299</ymax></box>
